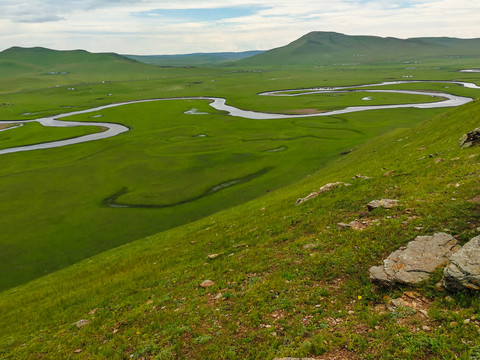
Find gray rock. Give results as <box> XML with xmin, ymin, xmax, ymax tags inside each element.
<box><xmin>443</xmin><ymin>235</ymin><xmax>480</xmax><ymax>291</ymax></box>
<box><xmin>72</xmin><ymin>319</ymin><xmax>89</xmax><ymax>328</ymax></box>
<box><xmin>370</xmin><ymin>233</ymin><xmax>458</xmax><ymax>286</ymax></box>
<box><xmin>337</xmin><ymin>220</ymin><xmax>368</xmax><ymax>230</ymax></box>
<box><xmin>274</xmin><ymin>358</ymin><xmax>317</xmax><ymax>360</ymax></box>
<box><xmin>366</xmin><ymin>199</ymin><xmax>398</xmax><ymax>211</ymax></box>
<box><xmin>459</xmin><ymin>127</ymin><xmax>480</xmax><ymax>148</ymax></box>
<box><xmin>200</xmin><ymin>280</ymin><xmax>215</xmax><ymax>288</ymax></box>
<box><xmin>296</xmin><ymin>182</ymin><xmax>350</xmax><ymax>205</ymax></box>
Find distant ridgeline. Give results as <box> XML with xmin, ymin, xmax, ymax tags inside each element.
<box><xmin>237</xmin><ymin>31</ymin><xmax>480</xmax><ymax>66</ymax></box>
<box><xmin>2</xmin><ymin>31</ymin><xmax>480</xmax><ymax>69</ymax></box>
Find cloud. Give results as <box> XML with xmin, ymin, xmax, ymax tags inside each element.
<box><xmin>0</xmin><ymin>0</ymin><xmax>479</xmax><ymax>54</ymax></box>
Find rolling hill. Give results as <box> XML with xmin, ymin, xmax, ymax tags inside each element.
<box><xmin>238</xmin><ymin>31</ymin><xmax>480</xmax><ymax>66</ymax></box>
<box><xmin>0</xmin><ymin>46</ymin><xmax>162</xmax><ymax>92</ymax></box>
<box><xmin>125</xmin><ymin>51</ymin><xmax>264</xmax><ymax>67</ymax></box>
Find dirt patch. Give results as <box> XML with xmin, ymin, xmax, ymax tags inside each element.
<box><xmin>0</xmin><ymin>124</ymin><xmax>15</xmax><ymax>130</ymax></box>
<box><xmin>469</xmin><ymin>195</ymin><xmax>480</xmax><ymax>204</ymax></box>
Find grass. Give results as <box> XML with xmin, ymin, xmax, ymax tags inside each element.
<box><xmin>0</xmin><ymin>122</ymin><xmax>102</xmax><ymax>150</ymax></box>
<box><xmin>0</xmin><ymin>90</ymin><xmax>479</xmax><ymax>359</ymax></box>
<box><xmin>0</xmin><ymin>52</ymin><xmax>479</xmax><ymax>291</ymax></box>
<box><xmin>0</xmin><ymin>46</ymin><xmax>480</xmax><ymax>358</ymax></box>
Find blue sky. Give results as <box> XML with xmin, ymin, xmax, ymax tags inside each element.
<box><xmin>132</xmin><ymin>6</ymin><xmax>267</xmax><ymax>22</ymax></box>
<box><xmin>0</xmin><ymin>0</ymin><xmax>479</xmax><ymax>54</ymax></box>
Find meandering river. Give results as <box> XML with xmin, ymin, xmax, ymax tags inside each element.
<box><xmin>0</xmin><ymin>80</ymin><xmax>479</xmax><ymax>155</ymax></box>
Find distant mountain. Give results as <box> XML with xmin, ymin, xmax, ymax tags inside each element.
<box><xmin>238</xmin><ymin>31</ymin><xmax>480</xmax><ymax>66</ymax></box>
<box><xmin>0</xmin><ymin>46</ymin><xmax>154</xmax><ymax>80</ymax></box>
<box><xmin>124</xmin><ymin>51</ymin><xmax>264</xmax><ymax>67</ymax></box>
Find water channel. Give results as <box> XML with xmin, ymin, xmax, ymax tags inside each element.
<box><xmin>0</xmin><ymin>80</ymin><xmax>479</xmax><ymax>155</ymax></box>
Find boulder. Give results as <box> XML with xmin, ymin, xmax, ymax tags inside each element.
<box><xmin>366</xmin><ymin>199</ymin><xmax>398</xmax><ymax>211</ymax></box>
<box><xmin>443</xmin><ymin>235</ymin><xmax>480</xmax><ymax>291</ymax></box>
<box><xmin>370</xmin><ymin>233</ymin><xmax>458</xmax><ymax>286</ymax></box>
<box><xmin>459</xmin><ymin>127</ymin><xmax>480</xmax><ymax>148</ymax></box>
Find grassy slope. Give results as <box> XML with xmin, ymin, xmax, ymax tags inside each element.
<box><xmin>1</xmin><ymin>96</ymin><xmax>479</xmax><ymax>359</ymax></box>
<box><xmin>238</xmin><ymin>32</ymin><xmax>480</xmax><ymax>66</ymax></box>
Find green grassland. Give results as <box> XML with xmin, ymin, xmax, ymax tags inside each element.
<box><xmin>0</xmin><ymin>39</ymin><xmax>480</xmax><ymax>358</ymax></box>
<box><xmin>0</xmin><ymin>46</ymin><xmax>479</xmax><ymax>292</ymax></box>
<box><xmin>0</xmin><ymin>122</ymin><xmax>103</xmax><ymax>150</ymax></box>
<box><xmin>0</xmin><ymin>84</ymin><xmax>479</xmax><ymax>359</ymax></box>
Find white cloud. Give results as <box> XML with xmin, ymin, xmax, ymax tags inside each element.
<box><xmin>0</xmin><ymin>0</ymin><xmax>479</xmax><ymax>54</ymax></box>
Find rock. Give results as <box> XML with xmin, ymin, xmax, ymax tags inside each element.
<box><xmin>444</xmin><ymin>296</ymin><xmax>455</xmax><ymax>303</ymax></box>
<box><xmin>369</xmin><ymin>233</ymin><xmax>458</xmax><ymax>286</ymax></box>
<box><xmin>352</xmin><ymin>174</ymin><xmax>372</xmax><ymax>180</ymax></box>
<box><xmin>200</xmin><ymin>280</ymin><xmax>215</xmax><ymax>288</ymax></box>
<box><xmin>274</xmin><ymin>358</ymin><xmax>317</xmax><ymax>360</ymax></box>
<box><xmin>72</xmin><ymin>319</ymin><xmax>89</xmax><ymax>328</ymax></box>
<box><xmin>366</xmin><ymin>199</ymin><xmax>398</xmax><ymax>212</ymax></box>
<box><xmin>337</xmin><ymin>220</ymin><xmax>368</xmax><ymax>231</ymax></box>
<box><xmin>348</xmin><ymin>220</ymin><xmax>368</xmax><ymax>230</ymax></box>
<box><xmin>88</xmin><ymin>308</ymin><xmax>100</xmax><ymax>315</ymax></box>
<box><xmin>336</xmin><ymin>222</ymin><xmax>349</xmax><ymax>230</ymax></box>
<box><xmin>468</xmin><ymin>195</ymin><xmax>480</xmax><ymax>204</ymax></box>
<box><xmin>207</xmin><ymin>253</ymin><xmax>221</xmax><ymax>259</ymax></box>
<box><xmin>443</xmin><ymin>235</ymin><xmax>480</xmax><ymax>291</ymax></box>
<box><xmin>73</xmin><ymin>349</ymin><xmax>83</xmax><ymax>353</ymax></box>
<box><xmin>459</xmin><ymin>127</ymin><xmax>480</xmax><ymax>148</ymax></box>
<box><xmin>296</xmin><ymin>182</ymin><xmax>350</xmax><ymax>205</ymax></box>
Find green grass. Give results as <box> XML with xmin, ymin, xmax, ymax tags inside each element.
<box><xmin>0</xmin><ymin>51</ymin><xmax>480</xmax><ymax>291</ymax></box>
<box><xmin>1</xmin><ymin>46</ymin><xmax>480</xmax><ymax>359</ymax></box>
<box><xmin>1</xmin><ymin>90</ymin><xmax>479</xmax><ymax>359</ymax></box>
<box><xmin>0</xmin><ymin>122</ymin><xmax>102</xmax><ymax>150</ymax></box>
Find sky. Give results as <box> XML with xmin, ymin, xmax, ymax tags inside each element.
<box><xmin>1</xmin><ymin>0</ymin><xmax>479</xmax><ymax>55</ymax></box>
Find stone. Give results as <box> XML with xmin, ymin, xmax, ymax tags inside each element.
<box><xmin>443</xmin><ymin>235</ymin><xmax>480</xmax><ymax>291</ymax></box>
<box><xmin>296</xmin><ymin>182</ymin><xmax>350</xmax><ymax>205</ymax></box>
<box><xmin>348</xmin><ymin>220</ymin><xmax>368</xmax><ymax>230</ymax></box>
<box><xmin>336</xmin><ymin>222</ymin><xmax>349</xmax><ymax>230</ymax></box>
<box><xmin>72</xmin><ymin>319</ymin><xmax>89</xmax><ymax>328</ymax></box>
<box><xmin>468</xmin><ymin>195</ymin><xmax>480</xmax><ymax>204</ymax></box>
<box><xmin>200</xmin><ymin>280</ymin><xmax>215</xmax><ymax>288</ymax></box>
<box><xmin>88</xmin><ymin>308</ymin><xmax>100</xmax><ymax>315</ymax></box>
<box><xmin>337</xmin><ymin>220</ymin><xmax>368</xmax><ymax>231</ymax></box>
<box><xmin>273</xmin><ymin>358</ymin><xmax>317</xmax><ymax>360</ymax></box>
<box><xmin>459</xmin><ymin>127</ymin><xmax>480</xmax><ymax>148</ymax></box>
<box><xmin>369</xmin><ymin>233</ymin><xmax>458</xmax><ymax>286</ymax></box>
<box><xmin>352</xmin><ymin>174</ymin><xmax>372</xmax><ymax>180</ymax></box>
<box><xmin>366</xmin><ymin>199</ymin><xmax>399</xmax><ymax>212</ymax></box>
